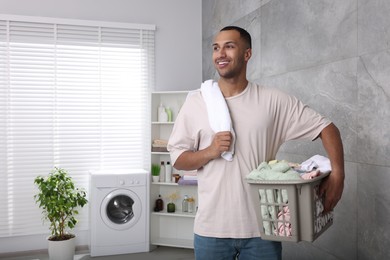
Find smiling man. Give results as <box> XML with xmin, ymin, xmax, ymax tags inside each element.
<box><xmin>168</xmin><ymin>26</ymin><xmax>344</xmax><ymax>260</ymax></box>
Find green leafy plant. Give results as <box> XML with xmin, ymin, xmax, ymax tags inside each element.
<box><xmin>34</xmin><ymin>167</ymin><xmax>88</xmax><ymax>241</ymax></box>
<box><xmin>151</xmin><ymin>163</ymin><xmax>161</xmax><ymax>176</ymax></box>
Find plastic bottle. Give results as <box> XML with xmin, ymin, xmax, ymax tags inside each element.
<box><xmin>165</xmin><ymin>107</ymin><xmax>172</xmax><ymax>122</ymax></box>
<box><xmin>159</xmin><ymin>161</ymin><xmax>165</xmax><ymax>182</ymax></box>
<box><xmin>158</xmin><ymin>103</ymin><xmax>168</xmax><ymax>122</ymax></box>
<box><xmin>158</xmin><ymin>103</ymin><xmax>164</xmax><ymax>121</ymax></box>
<box><xmin>182</xmin><ymin>195</ymin><xmax>189</xmax><ymax>212</ymax></box>
<box><xmin>165</xmin><ymin>161</ymin><xmax>172</xmax><ymax>183</ymax></box>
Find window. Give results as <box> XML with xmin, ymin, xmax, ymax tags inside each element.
<box><xmin>0</xmin><ymin>15</ymin><xmax>155</xmax><ymax>238</ymax></box>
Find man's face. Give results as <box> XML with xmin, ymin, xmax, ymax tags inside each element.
<box><xmin>212</xmin><ymin>30</ymin><xmax>251</xmax><ymax>79</ymax></box>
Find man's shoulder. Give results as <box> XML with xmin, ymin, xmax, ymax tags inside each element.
<box><xmin>249</xmin><ymin>82</ymin><xmax>288</xmax><ymax>97</ymax></box>
<box><xmin>186</xmin><ymin>88</ymin><xmax>201</xmax><ymax>98</ymax></box>
<box><xmin>184</xmin><ymin>89</ymin><xmax>203</xmax><ymax>104</ymax></box>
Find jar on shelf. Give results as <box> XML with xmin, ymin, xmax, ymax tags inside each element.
<box><xmin>182</xmin><ymin>195</ymin><xmax>189</xmax><ymax>213</ymax></box>
<box><xmin>187</xmin><ymin>197</ymin><xmax>195</xmax><ymax>213</ymax></box>
<box><xmin>167</xmin><ymin>202</ymin><xmax>175</xmax><ymax>213</ymax></box>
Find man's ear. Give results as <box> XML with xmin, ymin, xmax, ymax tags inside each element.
<box><xmin>245</xmin><ymin>48</ymin><xmax>252</xmax><ymax>61</ymax></box>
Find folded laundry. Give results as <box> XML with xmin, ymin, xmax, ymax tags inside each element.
<box><xmin>246</xmin><ymin>161</ymin><xmax>302</xmax><ymax>181</ymax></box>
<box><xmin>152</xmin><ymin>139</ymin><xmax>168</xmax><ymax>146</ymax></box>
<box><xmin>300</xmin><ymin>169</ymin><xmax>321</xmax><ymax>180</ymax></box>
<box><xmin>152</xmin><ymin>139</ymin><xmax>168</xmax><ymax>152</ymax></box>
<box><xmin>178</xmin><ymin>178</ymin><xmax>197</xmax><ymax>186</ymax></box>
<box><xmin>275</xmin><ymin>206</ymin><xmax>292</xmax><ymax>237</ymax></box>
<box><xmin>300</xmin><ymin>154</ymin><xmax>331</xmax><ymax>173</ymax></box>
<box><xmin>182</xmin><ymin>175</ymin><xmax>198</xmax><ymax>181</ymax></box>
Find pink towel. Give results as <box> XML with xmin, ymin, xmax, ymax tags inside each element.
<box><xmin>275</xmin><ymin>206</ymin><xmax>292</xmax><ymax>237</ymax></box>
<box><xmin>301</xmin><ymin>169</ymin><xmax>321</xmax><ymax>179</ymax></box>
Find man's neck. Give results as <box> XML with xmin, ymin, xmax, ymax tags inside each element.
<box><xmin>218</xmin><ymin>77</ymin><xmax>248</xmax><ymax>98</ymax></box>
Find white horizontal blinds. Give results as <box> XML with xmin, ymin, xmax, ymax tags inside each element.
<box><xmin>2</xmin><ymin>20</ymin><xmax>57</xmax><ymax>237</ymax></box>
<box><xmin>0</xmin><ymin>20</ymin><xmax>7</xmax><ymax>237</ymax></box>
<box><xmin>0</xmin><ymin>16</ymin><xmax>155</xmax><ymax>238</ymax></box>
<box><xmin>54</xmin><ymin>24</ymin><xmax>101</xmax><ymax>232</ymax></box>
<box><xmin>98</xmin><ymin>27</ymin><xmax>152</xmax><ymax>170</ymax></box>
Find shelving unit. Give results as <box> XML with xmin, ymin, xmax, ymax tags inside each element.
<box><xmin>150</xmin><ymin>91</ymin><xmax>197</xmax><ymax>249</ymax></box>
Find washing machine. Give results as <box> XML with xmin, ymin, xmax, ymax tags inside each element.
<box><xmin>90</xmin><ymin>170</ymin><xmax>149</xmax><ymax>257</ymax></box>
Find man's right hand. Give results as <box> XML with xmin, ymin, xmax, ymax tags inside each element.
<box><xmin>173</xmin><ymin>131</ymin><xmax>232</xmax><ymax>171</ymax></box>
<box><xmin>208</xmin><ymin>131</ymin><xmax>232</xmax><ymax>159</ymax></box>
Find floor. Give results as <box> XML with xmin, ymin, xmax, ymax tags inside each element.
<box><xmin>1</xmin><ymin>246</ymin><xmax>195</xmax><ymax>260</ymax></box>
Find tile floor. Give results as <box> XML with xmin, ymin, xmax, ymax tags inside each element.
<box><xmin>1</xmin><ymin>246</ymin><xmax>195</xmax><ymax>260</ymax></box>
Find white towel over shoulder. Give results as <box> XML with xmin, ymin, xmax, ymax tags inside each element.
<box><xmin>200</xmin><ymin>80</ymin><xmax>236</xmax><ymax>161</ymax></box>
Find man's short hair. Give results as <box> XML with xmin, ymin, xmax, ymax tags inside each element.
<box><xmin>220</xmin><ymin>26</ymin><xmax>252</xmax><ymax>49</ymax></box>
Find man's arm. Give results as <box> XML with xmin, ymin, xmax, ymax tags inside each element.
<box><xmin>173</xmin><ymin>131</ymin><xmax>232</xmax><ymax>171</ymax></box>
<box><xmin>319</xmin><ymin>123</ymin><xmax>345</xmax><ymax>212</ymax></box>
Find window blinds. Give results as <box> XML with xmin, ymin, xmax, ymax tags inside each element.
<box><xmin>0</xmin><ymin>15</ymin><xmax>155</xmax><ymax>238</ymax></box>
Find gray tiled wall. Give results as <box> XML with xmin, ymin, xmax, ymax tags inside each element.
<box><xmin>202</xmin><ymin>0</ymin><xmax>390</xmax><ymax>259</ymax></box>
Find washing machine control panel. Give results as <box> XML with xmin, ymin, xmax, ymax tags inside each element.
<box><xmin>117</xmin><ymin>174</ymin><xmax>145</xmax><ymax>187</ymax></box>
<box><xmin>119</xmin><ymin>179</ymin><xmax>139</xmax><ymax>185</ymax></box>
<box><xmin>91</xmin><ymin>171</ymin><xmax>147</xmax><ymax>188</ymax></box>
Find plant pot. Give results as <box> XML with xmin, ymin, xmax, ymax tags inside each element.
<box><xmin>152</xmin><ymin>176</ymin><xmax>160</xmax><ymax>183</ymax></box>
<box><xmin>48</xmin><ymin>235</ymin><xmax>76</xmax><ymax>260</ymax></box>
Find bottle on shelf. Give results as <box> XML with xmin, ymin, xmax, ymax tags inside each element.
<box><xmin>165</xmin><ymin>106</ymin><xmax>172</xmax><ymax>122</ymax></box>
<box><xmin>159</xmin><ymin>161</ymin><xmax>165</xmax><ymax>182</ymax></box>
<box><xmin>187</xmin><ymin>197</ymin><xmax>195</xmax><ymax>213</ymax></box>
<box><xmin>165</xmin><ymin>161</ymin><xmax>172</xmax><ymax>183</ymax></box>
<box><xmin>158</xmin><ymin>103</ymin><xmax>168</xmax><ymax>122</ymax></box>
<box><xmin>155</xmin><ymin>194</ymin><xmax>164</xmax><ymax>212</ymax></box>
<box><xmin>182</xmin><ymin>195</ymin><xmax>189</xmax><ymax>213</ymax></box>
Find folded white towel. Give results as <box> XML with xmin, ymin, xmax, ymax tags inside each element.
<box><xmin>300</xmin><ymin>155</ymin><xmax>332</xmax><ymax>174</ymax></box>
<box><xmin>200</xmin><ymin>80</ymin><xmax>235</xmax><ymax>161</ymax></box>
<box><xmin>183</xmin><ymin>175</ymin><xmax>198</xmax><ymax>181</ymax></box>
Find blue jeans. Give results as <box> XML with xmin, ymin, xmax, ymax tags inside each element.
<box><xmin>194</xmin><ymin>234</ymin><xmax>282</xmax><ymax>260</ymax></box>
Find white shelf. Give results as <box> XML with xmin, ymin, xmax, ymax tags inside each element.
<box><xmin>152</xmin><ymin>210</ymin><xmax>196</xmax><ymax>218</ymax></box>
<box><xmin>152</xmin><ymin>90</ymin><xmax>191</xmax><ymax>94</ymax></box>
<box><xmin>151</xmin><ymin>237</ymin><xmax>194</xmax><ymax>249</ymax></box>
<box><xmin>151</xmin><ymin>90</ymin><xmax>197</xmax><ymax>249</ymax></box>
<box><xmin>152</xmin><ymin>182</ymin><xmax>178</xmax><ymax>186</ymax></box>
<box><xmin>152</xmin><ymin>121</ymin><xmax>175</xmax><ymax>125</ymax></box>
<box><xmin>151</xmin><ymin>152</ymin><xmax>170</xmax><ymax>155</ymax></box>
<box><xmin>151</xmin><ymin>182</ymin><xmax>198</xmax><ymax>188</ymax></box>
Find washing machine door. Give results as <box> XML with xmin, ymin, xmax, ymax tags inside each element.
<box><xmin>100</xmin><ymin>188</ymin><xmax>142</xmax><ymax>230</ymax></box>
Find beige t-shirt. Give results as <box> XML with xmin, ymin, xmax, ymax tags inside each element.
<box><xmin>167</xmin><ymin>82</ymin><xmax>331</xmax><ymax>238</ymax></box>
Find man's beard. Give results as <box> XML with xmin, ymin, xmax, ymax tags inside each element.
<box><xmin>216</xmin><ymin>66</ymin><xmax>239</xmax><ymax>79</ymax></box>
<box><xmin>215</xmin><ymin>58</ymin><xmax>245</xmax><ymax>79</ymax></box>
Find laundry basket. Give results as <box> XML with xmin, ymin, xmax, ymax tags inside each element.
<box><xmin>247</xmin><ymin>172</ymin><xmax>333</xmax><ymax>242</ymax></box>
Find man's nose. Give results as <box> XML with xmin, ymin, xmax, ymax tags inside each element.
<box><xmin>217</xmin><ymin>47</ymin><xmax>226</xmax><ymax>58</ymax></box>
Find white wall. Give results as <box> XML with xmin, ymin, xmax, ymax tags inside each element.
<box><xmin>0</xmin><ymin>0</ymin><xmax>201</xmax><ymax>254</ymax></box>
<box><xmin>0</xmin><ymin>0</ymin><xmax>202</xmax><ymax>91</ymax></box>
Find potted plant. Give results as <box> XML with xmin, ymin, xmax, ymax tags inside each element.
<box><xmin>34</xmin><ymin>167</ymin><xmax>88</xmax><ymax>260</ymax></box>
<box><xmin>151</xmin><ymin>163</ymin><xmax>161</xmax><ymax>183</ymax></box>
